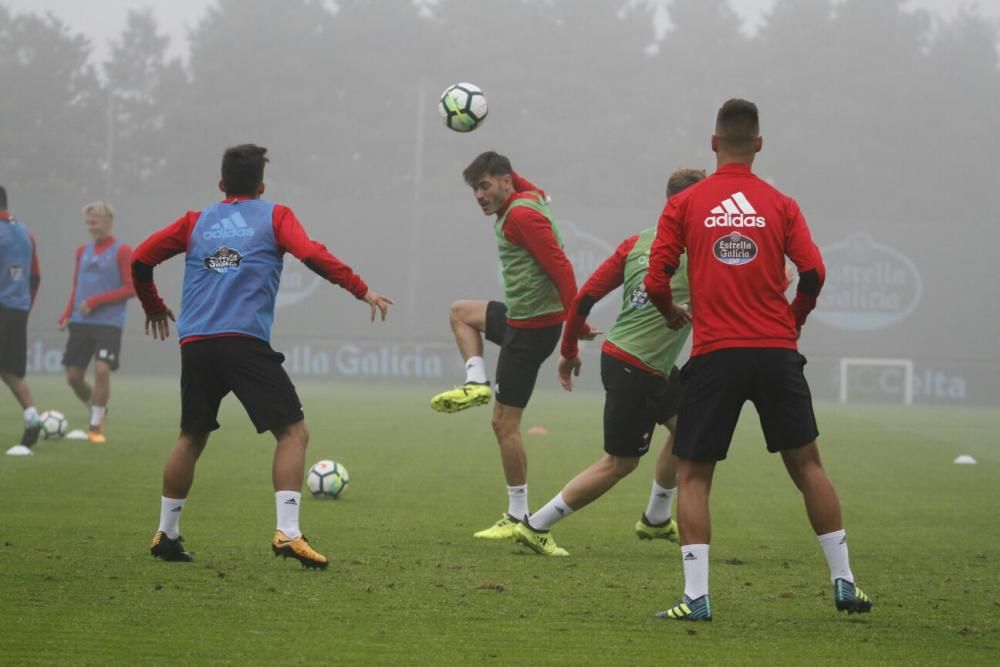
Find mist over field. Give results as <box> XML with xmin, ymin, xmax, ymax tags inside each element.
<box><xmin>2</xmin><ymin>0</ymin><xmax>996</xmax><ymax>405</ymax></box>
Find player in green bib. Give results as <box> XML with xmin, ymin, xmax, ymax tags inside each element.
<box><xmin>513</xmin><ymin>168</ymin><xmax>706</xmax><ymax>557</ymax></box>
<box><xmin>430</xmin><ymin>151</ymin><xmax>594</xmax><ymax>540</ymax></box>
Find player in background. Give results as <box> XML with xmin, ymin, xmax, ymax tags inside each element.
<box><xmin>1</xmin><ymin>185</ymin><xmax>44</xmax><ymax>457</ymax></box>
<box><xmin>430</xmin><ymin>151</ymin><xmax>595</xmax><ymax>539</ymax></box>
<box><xmin>514</xmin><ymin>168</ymin><xmax>705</xmax><ymax>557</ymax></box>
<box><xmin>57</xmin><ymin>202</ymin><xmax>135</xmax><ymax>443</ymax></box>
<box><xmin>644</xmin><ymin>99</ymin><xmax>872</xmax><ymax>621</ymax></box>
<box><xmin>132</xmin><ymin>144</ymin><xmax>393</xmax><ymax>569</ymax></box>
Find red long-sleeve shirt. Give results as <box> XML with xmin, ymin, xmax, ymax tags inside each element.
<box><xmin>645</xmin><ymin>163</ymin><xmax>825</xmax><ymax>356</ymax></box>
<box><xmin>499</xmin><ymin>172</ymin><xmax>582</xmax><ymax>329</ymax></box>
<box><xmin>131</xmin><ymin>199</ymin><xmax>368</xmax><ymax>327</ymax></box>
<box><xmin>58</xmin><ymin>236</ymin><xmax>134</xmax><ymax>326</ymax></box>
<box><xmin>562</xmin><ymin>234</ymin><xmax>660</xmax><ymax>374</ymax></box>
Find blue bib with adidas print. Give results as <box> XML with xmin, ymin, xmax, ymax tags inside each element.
<box><xmin>0</xmin><ymin>218</ymin><xmax>33</xmax><ymax>311</ymax></box>
<box><xmin>72</xmin><ymin>239</ymin><xmax>127</xmax><ymax>328</ymax></box>
<box><xmin>178</xmin><ymin>199</ymin><xmax>282</xmax><ymax>341</ymax></box>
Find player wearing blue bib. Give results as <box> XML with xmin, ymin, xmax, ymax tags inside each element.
<box><xmin>132</xmin><ymin>145</ymin><xmax>393</xmax><ymax>569</ymax></box>
<box><xmin>57</xmin><ymin>201</ymin><xmax>135</xmax><ymax>444</ymax></box>
<box><xmin>1</xmin><ymin>185</ymin><xmax>44</xmax><ymax>457</ymax></box>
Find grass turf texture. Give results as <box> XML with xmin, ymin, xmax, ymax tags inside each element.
<box><xmin>1</xmin><ymin>376</ymin><xmax>998</xmax><ymax>665</ymax></box>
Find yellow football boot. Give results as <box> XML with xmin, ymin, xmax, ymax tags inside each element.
<box><xmin>430</xmin><ymin>382</ymin><xmax>492</xmax><ymax>414</ymax></box>
<box><xmin>514</xmin><ymin>521</ymin><xmax>569</xmax><ymax>557</ymax></box>
<box><xmin>473</xmin><ymin>513</ymin><xmax>521</xmax><ymax>539</ymax></box>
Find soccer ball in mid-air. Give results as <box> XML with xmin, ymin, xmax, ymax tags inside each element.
<box><xmin>306</xmin><ymin>460</ymin><xmax>350</xmax><ymax>499</ymax></box>
<box><xmin>439</xmin><ymin>82</ymin><xmax>488</xmax><ymax>132</ymax></box>
<box><xmin>40</xmin><ymin>410</ymin><xmax>68</xmax><ymax>439</ymax></box>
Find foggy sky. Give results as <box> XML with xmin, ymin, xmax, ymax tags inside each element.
<box><xmin>5</xmin><ymin>0</ymin><xmax>996</xmax><ymax>64</ymax></box>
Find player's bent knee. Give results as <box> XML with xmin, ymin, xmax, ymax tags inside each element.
<box><xmin>609</xmin><ymin>455</ymin><xmax>641</xmax><ymax>478</ymax></box>
<box><xmin>450</xmin><ymin>299</ymin><xmax>488</xmax><ymax>330</ymax></box>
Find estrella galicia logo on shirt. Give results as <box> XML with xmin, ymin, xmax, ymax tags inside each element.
<box><xmin>202</xmin><ymin>211</ymin><xmax>254</xmax><ymax>240</ymax></box>
<box><xmin>628</xmin><ymin>285</ymin><xmax>650</xmax><ymax>309</ymax></box>
<box><xmin>204</xmin><ymin>246</ymin><xmax>244</xmax><ymax>274</ymax></box>
<box><xmin>713</xmin><ymin>232</ymin><xmax>758</xmax><ymax>265</ymax></box>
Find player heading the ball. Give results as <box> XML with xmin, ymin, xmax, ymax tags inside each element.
<box><xmin>430</xmin><ymin>151</ymin><xmax>594</xmax><ymax>541</ymax></box>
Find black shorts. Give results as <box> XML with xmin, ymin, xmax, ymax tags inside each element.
<box><xmin>673</xmin><ymin>348</ymin><xmax>819</xmax><ymax>462</ymax></box>
<box><xmin>0</xmin><ymin>305</ymin><xmax>29</xmax><ymax>377</ymax></box>
<box><xmin>485</xmin><ymin>301</ymin><xmax>561</xmax><ymax>409</ymax></box>
<box><xmin>180</xmin><ymin>337</ymin><xmax>304</xmax><ymax>434</ymax></box>
<box><xmin>602</xmin><ymin>354</ymin><xmax>681</xmax><ymax>457</ymax></box>
<box><xmin>63</xmin><ymin>323</ymin><xmax>123</xmax><ymax>371</ymax></box>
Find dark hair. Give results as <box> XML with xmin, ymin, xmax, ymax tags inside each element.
<box><xmin>666</xmin><ymin>168</ymin><xmax>707</xmax><ymax>198</ymax></box>
<box><xmin>221</xmin><ymin>144</ymin><xmax>269</xmax><ymax>196</ymax></box>
<box><xmin>715</xmin><ymin>99</ymin><xmax>760</xmax><ymax>153</ymax></box>
<box><xmin>463</xmin><ymin>151</ymin><xmax>512</xmax><ymax>186</ymax></box>
<box><xmin>0</xmin><ymin>185</ymin><xmax>7</xmax><ymax>210</ymax></box>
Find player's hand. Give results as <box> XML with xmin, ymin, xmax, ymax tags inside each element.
<box><xmin>57</xmin><ymin>318</ymin><xmax>68</xmax><ymax>331</ymax></box>
<box><xmin>364</xmin><ymin>290</ymin><xmax>394</xmax><ymax>322</ymax></box>
<box><xmin>78</xmin><ymin>301</ymin><xmax>92</xmax><ymax>316</ymax></box>
<box><xmin>665</xmin><ymin>303</ymin><xmax>692</xmax><ymax>330</ymax></box>
<box><xmin>145</xmin><ymin>308</ymin><xmax>176</xmax><ymax>341</ymax></box>
<box><xmin>579</xmin><ymin>327</ymin><xmax>603</xmax><ymax>342</ymax></box>
<box><xmin>557</xmin><ymin>355</ymin><xmax>581</xmax><ymax>392</ymax></box>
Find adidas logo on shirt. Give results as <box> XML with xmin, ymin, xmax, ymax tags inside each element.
<box><xmin>203</xmin><ymin>212</ymin><xmax>254</xmax><ymax>240</ymax></box>
<box><xmin>704</xmin><ymin>192</ymin><xmax>766</xmax><ymax>228</ymax></box>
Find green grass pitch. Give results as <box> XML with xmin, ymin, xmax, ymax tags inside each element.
<box><xmin>1</xmin><ymin>376</ymin><xmax>998</xmax><ymax>665</ymax></box>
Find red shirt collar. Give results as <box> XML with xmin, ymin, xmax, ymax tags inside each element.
<box><xmin>714</xmin><ymin>163</ymin><xmax>754</xmax><ymax>176</ymax></box>
<box><xmin>496</xmin><ymin>190</ymin><xmax>541</xmax><ymax>218</ymax></box>
<box><xmin>94</xmin><ymin>235</ymin><xmax>117</xmax><ymax>250</ymax></box>
<box><xmin>0</xmin><ymin>210</ymin><xmax>11</xmax><ymax>221</ymax></box>
<box><xmin>222</xmin><ymin>196</ymin><xmax>257</xmax><ymax>204</ymax></box>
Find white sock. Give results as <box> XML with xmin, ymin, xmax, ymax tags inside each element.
<box><xmin>644</xmin><ymin>481</ymin><xmax>675</xmax><ymax>525</ymax></box>
<box><xmin>506</xmin><ymin>484</ymin><xmax>528</xmax><ymax>521</ymax></box>
<box><xmin>24</xmin><ymin>406</ymin><xmax>39</xmax><ymax>423</ymax></box>
<box><xmin>158</xmin><ymin>497</ymin><xmax>186</xmax><ymax>539</ymax></box>
<box><xmin>528</xmin><ymin>492</ymin><xmax>574</xmax><ymax>531</ymax></box>
<box><xmin>465</xmin><ymin>356</ymin><xmax>487</xmax><ymax>384</ymax></box>
<box><xmin>681</xmin><ymin>544</ymin><xmax>710</xmax><ymax>599</ymax></box>
<box><xmin>818</xmin><ymin>529</ymin><xmax>854</xmax><ymax>583</ymax></box>
<box><xmin>90</xmin><ymin>405</ymin><xmax>106</xmax><ymax>428</ymax></box>
<box><xmin>276</xmin><ymin>491</ymin><xmax>302</xmax><ymax>539</ymax></box>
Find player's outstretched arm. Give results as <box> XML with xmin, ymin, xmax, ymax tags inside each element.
<box><xmin>363</xmin><ymin>290</ymin><xmax>393</xmax><ymax>322</ymax></box>
<box><xmin>145</xmin><ymin>308</ymin><xmax>176</xmax><ymax>341</ymax></box>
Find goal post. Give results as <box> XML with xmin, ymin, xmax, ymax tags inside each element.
<box><xmin>839</xmin><ymin>357</ymin><xmax>914</xmax><ymax>405</ymax></box>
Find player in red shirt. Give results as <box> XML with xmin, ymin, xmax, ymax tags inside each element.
<box><xmin>644</xmin><ymin>100</ymin><xmax>872</xmax><ymax>621</ymax></box>
<box><xmin>57</xmin><ymin>201</ymin><xmax>135</xmax><ymax>444</ymax></box>
<box><xmin>429</xmin><ymin>152</ymin><xmax>594</xmax><ymax>540</ymax></box>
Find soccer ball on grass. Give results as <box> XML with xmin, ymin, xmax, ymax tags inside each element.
<box><xmin>40</xmin><ymin>410</ymin><xmax>68</xmax><ymax>440</ymax></box>
<box><xmin>307</xmin><ymin>460</ymin><xmax>349</xmax><ymax>499</ymax></box>
<box><xmin>439</xmin><ymin>82</ymin><xmax>488</xmax><ymax>132</ymax></box>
